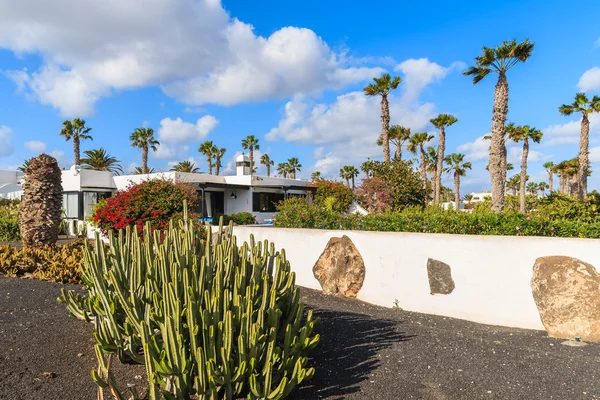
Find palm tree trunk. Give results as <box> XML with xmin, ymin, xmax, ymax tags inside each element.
<box><xmin>512</xmin><ymin>187</ymin><xmax>517</xmax><ymax>196</ymax></box>
<box><xmin>419</xmin><ymin>146</ymin><xmax>427</xmax><ymax>190</ymax></box>
<box><xmin>435</xmin><ymin>128</ymin><xmax>445</xmax><ymax>205</ymax></box>
<box><xmin>519</xmin><ymin>139</ymin><xmax>529</xmax><ymax>213</ymax></box>
<box><xmin>454</xmin><ymin>172</ymin><xmax>460</xmax><ymax>211</ymax></box>
<box><xmin>578</xmin><ymin>114</ymin><xmax>589</xmax><ymax>201</ymax></box>
<box><xmin>548</xmin><ymin>170</ymin><xmax>553</xmax><ymax>192</ymax></box>
<box><xmin>215</xmin><ymin>160</ymin><xmax>220</xmax><ymax>176</ymax></box>
<box><xmin>249</xmin><ymin>149</ymin><xmax>254</xmax><ymax>176</ymax></box>
<box><xmin>142</xmin><ymin>146</ymin><xmax>148</xmax><ymax>174</ymax></box>
<box><xmin>489</xmin><ymin>71</ymin><xmax>509</xmax><ymax>212</ymax></box>
<box><xmin>266</xmin><ymin>165</ymin><xmax>271</xmax><ymax>177</ymax></box>
<box><xmin>381</xmin><ymin>94</ymin><xmax>391</xmax><ymax>162</ymax></box>
<box><xmin>395</xmin><ymin>142</ymin><xmax>402</xmax><ymax>160</ymax></box>
<box><xmin>345</xmin><ymin>178</ymin><xmax>350</xmax><ymax>187</ymax></box>
<box><xmin>74</xmin><ymin>136</ymin><xmax>80</xmax><ymax>166</ymax></box>
<box><xmin>351</xmin><ymin>176</ymin><xmax>355</xmax><ymax>190</ymax></box>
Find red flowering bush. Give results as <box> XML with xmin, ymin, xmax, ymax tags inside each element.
<box><xmin>93</xmin><ymin>179</ymin><xmax>198</xmax><ymax>235</ymax></box>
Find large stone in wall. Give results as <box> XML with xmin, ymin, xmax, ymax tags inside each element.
<box><xmin>312</xmin><ymin>235</ymin><xmax>365</xmax><ymax>298</ymax></box>
<box><xmin>531</xmin><ymin>256</ymin><xmax>600</xmax><ymax>341</ymax></box>
<box><xmin>427</xmin><ymin>258</ymin><xmax>455</xmax><ymax>295</ymax></box>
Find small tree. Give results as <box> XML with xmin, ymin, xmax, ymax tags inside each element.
<box><xmin>19</xmin><ymin>154</ymin><xmax>63</xmax><ymax>247</ymax></box>
<box><xmin>310</xmin><ymin>180</ymin><xmax>353</xmax><ymax>213</ymax></box>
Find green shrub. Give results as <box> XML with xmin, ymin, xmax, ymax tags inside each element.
<box><xmin>535</xmin><ymin>192</ymin><xmax>600</xmax><ymax>223</ymax></box>
<box><xmin>230</xmin><ymin>211</ymin><xmax>257</xmax><ymax>225</ymax></box>
<box><xmin>274</xmin><ymin>201</ymin><xmax>600</xmax><ymax>238</ymax></box>
<box><xmin>60</xmin><ymin>222</ymin><xmax>319</xmax><ymax>400</ymax></box>
<box><xmin>0</xmin><ymin>240</ymin><xmax>83</xmax><ymax>283</ymax></box>
<box><xmin>0</xmin><ymin>203</ymin><xmax>20</xmax><ymax>241</ymax></box>
<box><xmin>309</xmin><ymin>180</ymin><xmax>353</xmax><ymax>213</ymax></box>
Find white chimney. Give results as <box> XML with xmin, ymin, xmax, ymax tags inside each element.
<box><xmin>236</xmin><ymin>153</ymin><xmax>251</xmax><ymax>176</ymax></box>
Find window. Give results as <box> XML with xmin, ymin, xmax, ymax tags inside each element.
<box><xmin>83</xmin><ymin>191</ymin><xmax>112</xmax><ymax>218</ymax></box>
<box><xmin>62</xmin><ymin>192</ymin><xmax>79</xmax><ymax>219</ymax></box>
<box><xmin>252</xmin><ymin>192</ymin><xmax>284</xmax><ymax>212</ymax></box>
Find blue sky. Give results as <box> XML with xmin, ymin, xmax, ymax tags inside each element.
<box><xmin>0</xmin><ymin>0</ymin><xmax>599</xmax><ymax>193</ymax></box>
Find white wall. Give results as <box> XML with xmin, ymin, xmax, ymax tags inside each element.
<box><xmin>230</xmin><ymin>227</ymin><xmax>600</xmax><ymax>330</ymax></box>
<box><xmin>0</xmin><ymin>170</ymin><xmax>21</xmax><ymax>184</ymax></box>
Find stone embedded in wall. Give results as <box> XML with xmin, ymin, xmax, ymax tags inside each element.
<box><xmin>531</xmin><ymin>256</ymin><xmax>600</xmax><ymax>342</ymax></box>
<box><xmin>427</xmin><ymin>258</ymin><xmax>455</xmax><ymax>295</ymax></box>
<box><xmin>312</xmin><ymin>235</ymin><xmax>365</xmax><ymax>298</ymax></box>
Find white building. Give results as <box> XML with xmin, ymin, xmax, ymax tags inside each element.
<box><xmin>0</xmin><ymin>154</ymin><xmax>312</xmax><ymax>225</ymax></box>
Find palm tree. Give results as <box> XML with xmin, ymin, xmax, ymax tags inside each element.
<box><xmin>133</xmin><ymin>166</ymin><xmax>155</xmax><ymax>174</ymax></box>
<box><xmin>130</xmin><ymin>128</ymin><xmax>159</xmax><ymax>174</ymax></box>
<box><xmin>506</xmin><ymin>175</ymin><xmax>520</xmax><ymax>196</ymax></box>
<box><xmin>277</xmin><ymin>162</ymin><xmax>291</xmax><ymax>179</ymax></box>
<box><xmin>378</xmin><ymin>125</ymin><xmax>410</xmax><ymax>160</ymax></box>
<box><xmin>408</xmin><ymin>132</ymin><xmax>434</xmax><ymax>190</ymax></box>
<box><xmin>444</xmin><ymin>153</ymin><xmax>472</xmax><ymax>211</ymax></box>
<box><xmin>287</xmin><ymin>157</ymin><xmax>302</xmax><ymax>179</ymax></box>
<box><xmin>463</xmin><ymin>194</ymin><xmax>474</xmax><ymax>206</ymax></box>
<box><xmin>170</xmin><ymin>160</ymin><xmax>200</xmax><ymax>173</ymax></box>
<box><xmin>364</xmin><ymin>73</ymin><xmax>402</xmax><ymax>161</ymax></box>
<box><xmin>59</xmin><ymin>118</ymin><xmax>93</xmax><ymax>165</ymax></box>
<box><xmin>360</xmin><ymin>159</ymin><xmax>376</xmax><ymax>178</ymax></box>
<box><xmin>80</xmin><ymin>148</ymin><xmax>122</xmax><ymax>175</ymax></box>
<box><xmin>214</xmin><ymin>147</ymin><xmax>226</xmax><ymax>176</ymax></box>
<box><xmin>340</xmin><ymin>165</ymin><xmax>359</xmax><ymax>189</ymax></box>
<box><xmin>526</xmin><ymin>181</ymin><xmax>539</xmax><ymax>196</ymax></box>
<box><xmin>538</xmin><ymin>182</ymin><xmax>549</xmax><ymax>196</ymax></box>
<box><xmin>311</xmin><ymin>171</ymin><xmax>322</xmax><ymax>182</ymax></box>
<box><xmin>18</xmin><ymin>159</ymin><xmax>31</xmax><ymax>173</ymax></box>
<box><xmin>198</xmin><ymin>141</ymin><xmax>216</xmax><ymax>175</ymax></box>
<box><xmin>426</xmin><ymin>146</ymin><xmax>438</xmax><ymax>200</ymax></box>
<box><xmin>464</xmin><ymin>39</ymin><xmax>535</xmax><ymax>212</ymax></box>
<box><xmin>506</xmin><ymin>123</ymin><xmax>543</xmax><ymax>213</ymax></box>
<box><xmin>543</xmin><ymin>161</ymin><xmax>554</xmax><ymax>192</ymax></box>
<box><xmin>260</xmin><ymin>154</ymin><xmax>275</xmax><ymax>177</ymax></box>
<box><xmin>559</xmin><ymin>93</ymin><xmax>600</xmax><ymax>200</ymax></box>
<box><xmin>430</xmin><ymin>114</ymin><xmax>458</xmax><ymax>205</ymax></box>
<box><xmin>241</xmin><ymin>135</ymin><xmax>260</xmax><ymax>175</ymax></box>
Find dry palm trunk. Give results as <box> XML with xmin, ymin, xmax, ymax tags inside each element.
<box><xmin>578</xmin><ymin>115</ymin><xmax>589</xmax><ymax>200</ymax></box>
<box><xmin>419</xmin><ymin>146</ymin><xmax>427</xmax><ymax>191</ymax></box>
<box><xmin>142</xmin><ymin>146</ymin><xmax>149</xmax><ymax>174</ymax></box>
<box><xmin>454</xmin><ymin>172</ymin><xmax>460</xmax><ymax>211</ymax></box>
<box><xmin>73</xmin><ymin>136</ymin><xmax>80</xmax><ymax>165</ymax></box>
<box><xmin>395</xmin><ymin>142</ymin><xmax>402</xmax><ymax>160</ymax></box>
<box><xmin>434</xmin><ymin>127</ymin><xmax>445</xmax><ymax>205</ymax></box>
<box><xmin>266</xmin><ymin>165</ymin><xmax>271</xmax><ymax>177</ymax></box>
<box><xmin>489</xmin><ymin>72</ymin><xmax>509</xmax><ymax>212</ymax></box>
<box><xmin>208</xmin><ymin>157</ymin><xmax>213</xmax><ymax>175</ymax></box>
<box><xmin>548</xmin><ymin>170</ymin><xmax>553</xmax><ymax>192</ymax></box>
<box><xmin>381</xmin><ymin>94</ymin><xmax>391</xmax><ymax>162</ymax></box>
<box><xmin>519</xmin><ymin>138</ymin><xmax>529</xmax><ymax>213</ymax></box>
<box><xmin>215</xmin><ymin>161</ymin><xmax>221</xmax><ymax>176</ymax></box>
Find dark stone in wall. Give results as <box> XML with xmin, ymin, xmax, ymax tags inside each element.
<box><xmin>427</xmin><ymin>258</ymin><xmax>455</xmax><ymax>295</ymax></box>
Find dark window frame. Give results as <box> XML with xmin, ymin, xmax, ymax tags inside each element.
<box><xmin>252</xmin><ymin>192</ymin><xmax>284</xmax><ymax>212</ymax></box>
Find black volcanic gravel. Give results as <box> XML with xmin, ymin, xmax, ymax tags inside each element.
<box><xmin>1</xmin><ymin>276</ymin><xmax>600</xmax><ymax>399</ymax></box>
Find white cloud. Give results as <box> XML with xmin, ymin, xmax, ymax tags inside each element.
<box><xmin>49</xmin><ymin>149</ymin><xmax>67</xmax><ymax>166</ymax></box>
<box><xmin>312</xmin><ymin>153</ymin><xmax>342</xmax><ymax>179</ymax></box>
<box><xmin>158</xmin><ymin>115</ymin><xmax>218</xmax><ymax>144</ymax></box>
<box><xmin>507</xmin><ymin>146</ymin><xmax>545</xmax><ymax>164</ymax></box>
<box><xmin>0</xmin><ymin>2</ymin><xmax>383</xmax><ymax>115</ymax></box>
<box><xmin>457</xmin><ymin>135</ymin><xmax>489</xmax><ymax>162</ymax></box>
<box><xmin>127</xmin><ymin>162</ymin><xmax>140</xmax><ymax>174</ymax></box>
<box><xmin>24</xmin><ymin>140</ymin><xmax>47</xmax><ymax>153</ymax></box>
<box><xmin>152</xmin><ymin>143</ymin><xmax>179</xmax><ymax>160</ymax></box>
<box><xmin>578</xmin><ymin>66</ymin><xmax>600</xmax><ymax>92</ymax></box>
<box><xmin>0</xmin><ymin>126</ymin><xmax>14</xmax><ymax>156</ymax></box>
<box><xmin>543</xmin><ymin>114</ymin><xmax>600</xmax><ymax>146</ymax></box>
<box><xmin>394</xmin><ymin>59</ymin><xmax>465</xmax><ymax>103</ymax></box>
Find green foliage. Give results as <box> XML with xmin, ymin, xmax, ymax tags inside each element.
<box><xmin>0</xmin><ymin>202</ymin><xmax>20</xmax><ymax>241</ymax></box>
<box><xmin>309</xmin><ymin>180</ymin><xmax>353</xmax><ymax>213</ymax></box>
<box><xmin>0</xmin><ymin>240</ymin><xmax>84</xmax><ymax>283</ymax></box>
<box><xmin>59</xmin><ymin>221</ymin><xmax>319</xmax><ymax>400</ymax></box>
<box><xmin>356</xmin><ymin>160</ymin><xmax>426</xmax><ymax>212</ymax></box>
<box><xmin>274</xmin><ymin>201</ymin><xmax>600</xmax><ymax>238</ymax></box>
<box><xmin>230</xmin><ymin>212</ymin><xmax>257</xmax><ymax>225</ymax></box>
<box><xmin>536</xmin><ymin>192</ymin><xmax>600</xmax><ymax>223</ymax></box>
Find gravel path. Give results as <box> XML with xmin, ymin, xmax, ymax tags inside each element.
<box><xmin>1</xmin><ymin>276</ymin><xmax>600</xmax><ymax>399</ymax></box>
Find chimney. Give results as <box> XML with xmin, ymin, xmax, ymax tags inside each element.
<box><xmin>236</xmin><ymin>153</ymin><xmax>251</xmax><ymax>176</ymax></box>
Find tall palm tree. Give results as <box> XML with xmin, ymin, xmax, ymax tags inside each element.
<box><xmin>443</xmin><ymin>153</ymin><xmax>472</xmax><ymax>211</ymax></box>
<box><xmin>526</xmin><ymin>182</ymin><xmax>539</xmax><ymax>196</ymax></box>
<box><xmin>133</xmin><ymin>166</ymin><xmax>155</xmax><ymax>174</ymax></box>
<box><xmin>130</xmin><ymin>128</ymin><xmax>159</xmax><ymax>174</ymax></box>
<box><xmin>426</xmin><ymin>146</ymin><xmax>438</xmax><ymax>200</ymax></box>
<box><xmin>170</xmin><ymin>160</ymin><xmax>200</xmax><ymax>173</ymax></box>
<box><xmin>214</xmin><ymin>147</ymin><xmax>226</xmax><ymax>176</ymax></box>
<box><xmin>430</xmin><ymin>114</ymin><xmax>458</xmax><ymax>205</ymax></box>
<box><xmin>408</xmin><ymin>132</ymin><xmax>434</xmax><ymax>190</ymax></box>
<box><xmin>287</xmin><ymin>157</ymin><xmax>302</xmax><ymax>179</ymax></box>
<box><xmin>241</xmin><ymin>135</ymin><xmax>260</xmax><ymax>175</ymax></box>
<box><xmin>340</xmin><ymin>165</ymin><xmax>359</xmax><ymax>189</ymax></box>
<box><xmin>80</xmin><ymin>148</ymin><xmax>122</xmax><ymax>175</ymax></box>
<box><xmin>198</xmin><ymin>141</ymin><xmax>216</xmax><ymax>175</ymax></box>
<box><xmin>364</xmin><ymin>73</ymin><xmax>402</xmax><ymax>161</ymax></box>
<box><xmin>506</xmin><ymin>123</ymin><xmax>543</xmax><ymax>213</ymax></box>
<box><xmin>464</xmin><ymin>38</ymin><xmax>535</xmax><ymax>212</ymax></box>
<box><xmin>277</xmin><ymin>162</ymin><xmax>291</xmax><ymax>179</ymax></box>
<box><xmin>378</xmin><ymin>125</ymin><xmax>411</xmax><ymax>160</ymax></box>
<box><xmin>260</xmin><ymin>154</ymin><xmax>275</xmax><ymax>177</ymax></box>
<box><xmin>558</xmin><ymin>93</ymin><xmax>600</xmax><ymax>200</ymax></box>
<box><xmin>59</xmin><ymin>118</ymin><xmax>92</xmax><ymax>166</ymax></box>
<box><xmin>360</xmin><ymin>159</ymin><xmax>376</xmax><ymax>178</ymax></box>
<box><xmin>538</xmin><ymin>182</ymin><xmax>549</xmax><ymax>196</ymax></box>
<box><xmin>311</xmin><ymin>171</ymin><xmax>322</xmax><ymax>182</ymax></box>
<box><xmin>506</xmin><ymin>175</ymin><xmax>520</xmax><ymax>196</ymax></box>
<box><xmin>543</xmin><ymin>161</ymin><xmax>554</xmax><ymax>192</ymax></box>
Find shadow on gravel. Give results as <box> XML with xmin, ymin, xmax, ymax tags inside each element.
<box><xmin>290</xmin><ymin>309</ymin><xmax>414</xmax><ymax>399</ymax></box>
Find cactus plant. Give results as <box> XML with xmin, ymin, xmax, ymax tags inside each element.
<box><xmin>60</xmin><ymin>218</ymin><xmax>319</xmax><ymax>399</ymax></box>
